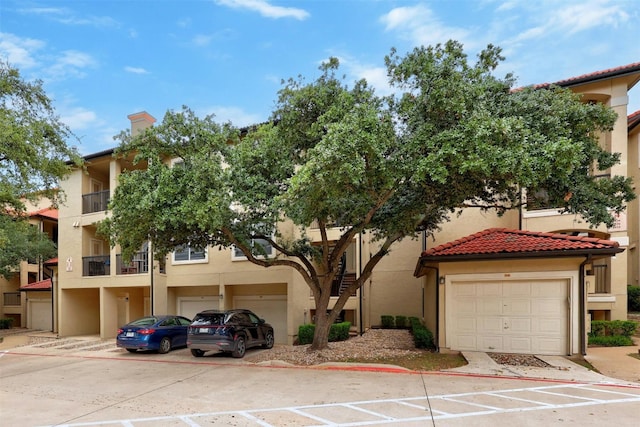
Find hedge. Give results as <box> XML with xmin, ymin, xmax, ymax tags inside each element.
<box><xmin>628</xmin><ymin>285</ymin><xmax>640</xmax><ymax>312</ymax></box>
<box><xmin>381</xmin><ymin>315</ymin><xmax>394</xmax><ymax>328</ymax></box>
<box><xmin>589</xmin><ymin>320</ymin><xmax>638</xmax><ymax>338</ymax></box>
<box><xmin>0</xmin><ymin>318</ymin><xmax>14</xmax><ymax>329</ymax></box>
<box><xmin>297</xmin><ymin>321</ymin><xmax>352</xmax><ymax>345</ymax></box>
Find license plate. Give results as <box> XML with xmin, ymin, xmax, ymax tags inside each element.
<box><xmin>125</xmin><ymin>332</ymin><xmax>135</xmax><ymax>337</ymax></box>
<box><xmin>198</xmin><ymin>328</ymin><xmax>208</xmax><ymax>333</ymax></box>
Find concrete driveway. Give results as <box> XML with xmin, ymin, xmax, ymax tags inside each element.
<box><xmin>1</xmin><ymin>331</ymin><xmax>640</xmax><ymax>426</ymax></box>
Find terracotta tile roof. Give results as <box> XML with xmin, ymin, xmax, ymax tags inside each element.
<box><xmin>629</xmin><ymin>110</ymin><xmax>640</xmax><ymax>132</ymax></box>
<box><xmin>44</xmin><ymin>257</ymin><xmax>58</xmax><ymax>265</ymax></box>
<box><xmin>420</xmin><ymin>228</ymin><xmax>621</xmax><ymax>259</ymax></box>
<box><xmin>515</xmin><ymin>62</ymin><xmax>640</xmax><ymax>91</ymax></box>
<box><xmin>20</xmin><ymin>278</ymin><xmax>52</xmax><ymax>291</ymax></box>
<box><xmin>29</xmin><ymin>207</ymin><xmax>58</xmax><ymax>220</ymax></box>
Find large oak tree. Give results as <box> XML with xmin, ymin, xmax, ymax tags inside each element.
<box><xmin>0</xmin><ymin>63</ymin><xmax>82</xmax><ymax>278</ymax></box>
<box><xmin>102</xmin><ymin>42</ymin><xmax>634</xmax><ymax>349</ymax></box>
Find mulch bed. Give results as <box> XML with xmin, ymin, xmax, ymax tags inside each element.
<box><xmin>487</xmin><ymin>352</ymin><xmax>551</xmax><ymax>367</ymax></box>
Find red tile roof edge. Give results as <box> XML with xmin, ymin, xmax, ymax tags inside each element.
<box><xmin>20</xmin><ymin>278</ymin><xmax>52</xmax><ymax>291</ymax></box>
<box><xmin>421</xmin><ymin>228</ymin><xmax>620</xmax><ymax>257</ymax></box>
<box><xmin>513</xmin><ymin>62</ymin><xmax>640</xmax><ymax>92</ymax></box>
<box><xmin>29</xmin><ymin>207</ymin><xmax>58</xmax><ymax>220</ymax></box>
<box><xmin>629</xmin><ymin>110</ymin><xmax>640</xmax><ymax>132</ymax></box>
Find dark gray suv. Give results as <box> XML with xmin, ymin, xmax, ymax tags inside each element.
<box><xmin>187</xmin><ymin>309</ymin><xmax>275</xmax><ymax>358</ymax></box>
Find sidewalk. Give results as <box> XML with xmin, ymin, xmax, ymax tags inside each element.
<box><xmin>584</xmin><ymin>337</ymin><xmax>640</xmax><ymax>383</ymax></box>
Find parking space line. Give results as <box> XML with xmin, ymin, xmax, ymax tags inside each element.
<box><xmin>37</xmin><ymin>383</ymin><xmax>640</xmax><ymax>427</ymax></box>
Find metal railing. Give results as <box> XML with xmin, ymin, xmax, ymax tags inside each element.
<box><xmin>116</xmin><ymin>252</ymin><xmax>149</xmax><ymax>275</ymax></box>
<box><xmin>3</xmin><ymin>292</ymin><xmax>21</xmax><ymax>306</ymax></box>
<box><xmin>592</xmin><ymin>264</ymin><xmax>609</xmax><ymax>293</ymax></box>
<box><xmin>82</xmin><ymin>190</ymin><xmax>110</xmax><ymax>214</ymax></box>
<box><xmin>82</xmin><ymin>255</ymin><xmax>111</xmax><ymax>276</ymax></box>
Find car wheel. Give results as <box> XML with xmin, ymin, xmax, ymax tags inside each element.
<box><xmin>232</xmin><ymin>336</ymin><xmax>246</xmax><ymax>358</ymax></box>
<box><xmin>158</xmin><ymin>337</ymin><xmax>171</xmax><ymax>354</ymax></box>
<box><xmin>191</xmin><ymin>348</ymin><xmax>205</xmax><ymax>357</ymax></box>
<box><xmin>126</xmin><ymin>348</ymin><xmax>137</xmax><ymax>353</ymax></box>
<box><xmin>262</xmin><ymin>331</ymin><xmax>274</xmax><ymax>349</ymax></box>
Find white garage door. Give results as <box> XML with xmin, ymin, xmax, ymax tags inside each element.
<box><xmin>234</xmin><ymin>296</ymin><xmax>287</xmax><ymax>344</ymax></box>
<box><xmin>178</xmin><ymin>296</ymin><xmax>220</xmax><ymax>320</ymax></box>
<box><xmin>447</xmin><ymin>279</ymin><xmax>568</xmax><ymax>355</ymax></box>
<box><xmin>28</xmin><ymin>299</ymin><xmax>52</xmax><ymax>331</ymax></box>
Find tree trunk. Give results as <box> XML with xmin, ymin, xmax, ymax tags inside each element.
<box><xmin>309</xmin><ymin>288</ymin><xmax>332</xmax><ymax>350</ymax></box>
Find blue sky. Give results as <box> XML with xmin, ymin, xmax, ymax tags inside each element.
<box><xmin>1</xmin><ymin>0</ymin><xmax>639</xmax><ymax>155</ymax></box>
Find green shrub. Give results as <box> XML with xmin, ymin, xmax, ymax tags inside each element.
<box><xmin>628</xmin><ymin>285</ymin><xmax>640</xmax><ymax>312</ymax></box>
<box><xmin>395</xmin><ymin>316</ymin><xmax>407</xmax><ymax>329</ymax></box>
<box><xmin>328</xmin><ymin>322</ymin><xmax>351</xmax><ymax>342</ymax></box>
<box><xmin>297</xmin><ymin>322</ymin><xmax>352</xmax><ymax>345</ymax></box>
<box><xmin>589</xmin><ymin>320</ymin><xmax>638</xmax><ymax>338</ymax></box>
<box><xmin>381</xmin><ymin>315</ymin><xmax>395</xmax><ymax>329</ymax></box>
<box><xmin>297</xmin><ymin>324</ymin><xmax>315</xmax><ymax>345</ymax></box>
<box><xmin>588</xmin><ymin>335</ymin><xmax>634</xmax><ymax>346</ymax></box>
<box><xmin>0</xmin><ymin>318</ymin><xmax>13</xmax><ymax>329</ymax></box>
<box><xmin>408</xmin><ymin>318</ymin><xmax>436</xmax><ymax>350</ymax></box>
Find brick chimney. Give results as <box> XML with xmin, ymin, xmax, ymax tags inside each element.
<box><xmin>127</xmin><ymin>111</ymin><xmax>156</xmax><ymax>136</ymax></box>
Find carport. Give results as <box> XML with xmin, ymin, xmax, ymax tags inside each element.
<box><xmin>414</xmin><ymin>228</ymin><xmax>623</xmax><ymax>356</ymax></box>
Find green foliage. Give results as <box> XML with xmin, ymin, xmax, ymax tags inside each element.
<box><xmin>410</xmin><ymin>319</ymin><xmax>436</xmax><ymax>350</ymax></box>
<box><xmin>395</xmin><ymin>316</ymin><xmax>408</xmax><ymax>328</ymax></box>
<box><xmin>297</xmin><ymin>322</ymin><xmax>352</xmax><ymax>345</ymax></box>
<box><xmin>628</xmin><ymin>286</ymin><xmax>640</xmax><ymax>312</ymax></box>
<box><xmin>0</xmin><ymin>318</ymin><xmax>14</xmax><ymax>329</ymax></box>
<box><xmin>328</xmin><ymin>322</ymin><xmax>352</xmax><ymax>342</ymax></box>
<box><xmin>0</xmin><ymin>215</ymin><xmax>56</xmax><ymax>278</ymax></box>
<box><xmin>103</xmin><ymin>42</ymin><xmax>634</xmax><ymax>351</ymax></box>
<box><xmin>589</xmin><ymin>320</ymin><xmax>638</xmax><ymax>338</ymax></box>
<box><xmin>297</xmin><ymin>324</ymin><xmax>315</xmax><ymax>345</ymax></box>
<box><xmin>0</xmin><ymin>62</ymin><xmax>82</xmax><ymax>278</ymax></box>
<box><xmin>588</xmin><ymin>335</ymin><xmax>634</xmax><ymax>347</ymax></box>
<box><xmin>381</xmin><ymin>315</ymin><xmax>395</xmax><ymax>328</ymax></box>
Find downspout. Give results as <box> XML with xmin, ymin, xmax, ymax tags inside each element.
<box><xmin>358</xmin><ymin>232</ymin><xmax>363</xmax><ymax>336</ymax></box>
<box><xmin>420</xmin><ymin>231</ymin><xmax>440</xmax><ymax>351</ymax></box>
<box><xmin>579</xmin><ymin>255</ymin><xmax>592</xmax><ymax>356</ymax></box>
<box><xmin>44</xmin><ymin>265</ymin><xmax>55</xmax><ymax>334</ymax></box>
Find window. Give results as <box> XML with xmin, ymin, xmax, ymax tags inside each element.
<box><xmin>232</xmin><ymin>236</ymin><xmax>274</xmax><ymax>260</ymax></box>
<box><xmin>173</xmin><ymin>243</ymin><xmax>207</xmax><ymax>264</ymax></box>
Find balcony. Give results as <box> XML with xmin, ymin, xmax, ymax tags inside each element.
<box><xmin>82</xmin><ymin>255</ymin><xmax>111</xmax><ymax>276</ymax></box>
<box><xmin>82</xmin><ymin>190</ymin><xmax>110</xmax><ymax>214</ymax></box>
<box><xmin>116</xmin><ymin>252</ymin><xmax>149</xmax><ymax>275</ymax></box>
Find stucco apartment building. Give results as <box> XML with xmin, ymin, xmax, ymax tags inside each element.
<box><xmin>46</xmin><ymin>62</ymin><xmax>639</xmax><ymax>356</ymax></box>
<box><xmin>0</xmin><ymin>200</ymin><xmax>57</xmax><ymax>330</ymax></box>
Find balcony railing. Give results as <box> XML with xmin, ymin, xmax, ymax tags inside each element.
<box><xmin>589</xmin><ymin>264</ymin><xmax>609</xmax><ymax>294</ymax></box>
<box><xmin>116</xmin><ymin>252</ymin><xmax>149</xmax><ymax>275</ymax></box>
<box><xmin>82</xmin><ymin>255</ymin><xmax>111</xmax><ymax>276</ymax></box>
<box><xmin>3</xmin><ymin>292</ymin><xmax>21</xmax><ymax>306</ymax></box>
<box><xmin>82</xmin><ymin>190</ymin><xmax>110</xmax><ymax>214</ymax></box>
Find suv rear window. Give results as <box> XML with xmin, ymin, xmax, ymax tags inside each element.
<box><xmin>191</xmin><ymin>313</ymin><xmax>225</xmax><ymax>326</ymax></box>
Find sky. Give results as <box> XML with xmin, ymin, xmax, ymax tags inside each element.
<box><xmin>1</xmin><ymin>0</ymin><xmax>639</xmax><ymax>155</ymax></box>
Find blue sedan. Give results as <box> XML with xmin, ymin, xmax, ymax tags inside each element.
<box><xmin>117</xmin><ymin>315</ymin><xmax>192</xmax><ymax>354</ymax></box>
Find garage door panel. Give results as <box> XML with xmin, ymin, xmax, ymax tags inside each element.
<box><xmin>452</xmin><ymin>335</ymin><xmax>478</xmax><ymax>350</ymax></box>
<box><xmin>506</xmin><ymin>337</ymin><xmax>532</xmax><ymax>353</ymax></box>
<box><xmin>479</xmin><ymin>282</ymin><xmax>501</xmax><ymax>296</ymax></box>
<box><xmin>178</xmin><ymin>297</ymin><xmax>219</xmax><ymax>320</ymax></box>
<box><xmin>478</xmin><ymin>299</ymin><xmax>502</xmax><ymax>315</ymax></box>
<box><xmin>448</xmin><ymin>278</ymin><xmax>568</xmax><ymax>355</ymax></box>
<box><xmin>235</xmin><ymin>296</ymin><xmax>287</xmax><ymax>344</ymax></box>
<box><xmin>479</xmin><ymin>317</ymin><xmax>502</xmax><ymax>333</ymax></box>
<box><xmin>453</xmin><ymin>317</ymin><xmax>477</xmax><ymax>333</ymax></box>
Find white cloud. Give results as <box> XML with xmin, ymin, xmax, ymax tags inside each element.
<box><xmin>19</xmin><ymin>6</ymin><xmax>120</xmax><ymax>28</ymax></box>
<box><xmin>0</xmin><ymin>32</ymin><xmax>44</xmax><ymax>69</ymax></box>
<box><xmin>380</xmin><ymin>4</ymin><xmax>474</xmax><ymax>49</ymax></box>
<box><xmin>193</xmin><ymin>34</ymin><xmax>214</xmax><ymax>47</ymax></box>
<box><xmin>47</xmin><ymin>50</ymin><xmax>97</xmax><ymax>80</ymax></box>
<box><xmin>125</xmin><ymin>66</ymin><xmax>150</xmax><ymax>74</ymax></box>
<box><xmin>215</xmin><ymin>0</ymin><xmax>309</xmax><ymax>20</ymax></box>
<box><xmin>60</xmin><ymin>107</ymin><xmax>98</xmax><ymax>130</ymax></box>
